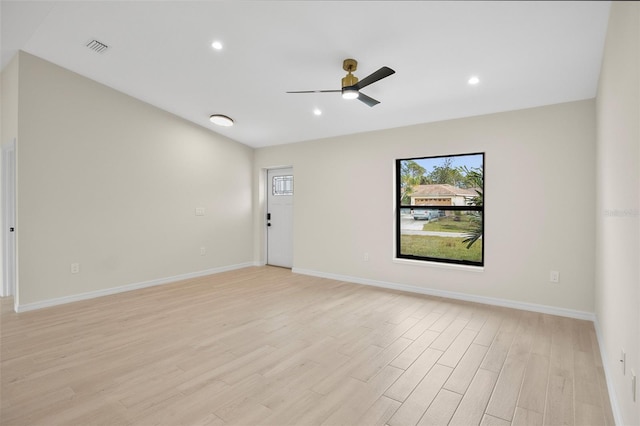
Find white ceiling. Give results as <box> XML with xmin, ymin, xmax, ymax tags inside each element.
<box><xmin>1</xmin><ymin>1</ymin><xmax>611</xmax><ymax>148</ymax></box>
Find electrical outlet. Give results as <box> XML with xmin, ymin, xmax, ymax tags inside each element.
<box><xmin>364</xmin><ymin>252</ymin><xmax>369</xmax><ymax>262</ymax></box>
<box><xmin>550</xmin><ymin>270</ymin><xmax>560</xmax><ymax>283</ymax></box>
<box><xmin>71</xmin><ymin>263</ymin><xmax>80</xmax><ymax>274</ymax></box>
<box><xmin>621</xmin><ymin>349</ymin><xmax>626</xmax><ymax>375</ymax></box>
<box><xmin>200</xmin><ymin>247</ymin><xmax>206</xmax><ymax>256</ymax></box>
<box><xmin>195</xmin><ymin>207</ymin><xmax>205</xmax><ymax>216</ymax></box>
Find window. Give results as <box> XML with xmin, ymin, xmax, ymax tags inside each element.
<box><xmin>396</xmin><ymin>152</ymin><xmax>484</xmax><ymax>266</ymax></box>
<box><xmin>272</xmin><ymin>175</ymin><xmax>293</xmax><ymax>196</ymax></box>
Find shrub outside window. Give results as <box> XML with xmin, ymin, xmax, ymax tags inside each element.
<box><xmin>396</xmin><ymin>152</ymin><xmax>484</xmax><ymax>266</ymax></box>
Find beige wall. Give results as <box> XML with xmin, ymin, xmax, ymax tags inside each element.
<box><xmin>13</xmin><ymin>52</ymin><xmax>254</xmax><ymax>307</ymax></box>
<box><xmin>0</xmin><ymin>55</ymin><xmax>19</xmax><ymax>149</ymax></box>
<box><xmin>596</xmin><ymin>2</ymin><xmax>640</xmax><ymax>425</ymax></box>
<box><xmin>255</xmin><ymin>100</ymin><xmax>596</xmax><ymax>313</ymax></box>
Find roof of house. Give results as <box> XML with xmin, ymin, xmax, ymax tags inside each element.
<box><xmin>410</xmin><ymin>184</ymin><xmax>478</xmax><ymax>198</ymax></box>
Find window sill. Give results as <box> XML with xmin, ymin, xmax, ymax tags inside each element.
<box><xmin>393</xmin><ymin>257</ymin><xmax>484</xmax><ymax>272</ymax></box>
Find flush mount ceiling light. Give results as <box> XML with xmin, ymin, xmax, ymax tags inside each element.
<box><xmin>313</xmin><ymin>108</ymin><xmax>322</xmax><ymax>116</ymax></box>
<box><xmin>209</xmin><ymin>114</ymin><xmax>234</xmax><ymax>127</ymax></box>
<box><xmin>468</xmin><ymin>76</ymin><xmax>480</xmax><ymax>85</ymax></box>
<box><xmin>211</xmin><ymin>40</ymin><xmax>223</xmax><ymax>50</ymax></box>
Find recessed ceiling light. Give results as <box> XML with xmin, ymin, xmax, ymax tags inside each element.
<box><xmin>468</xmin><ymin>76</ymin><xmax>480</xmax><ymax>85</ymax></box>
<box><xmin>313</xmin><ymin>108</ymin><xmax>322</xmax><ymax>116</ymax></box>
<box><xmin>211</xmin><ymin>40</ymin><xmax>223</xmax><ymax>50</ymax></box>
<box><xmin>209</xmin><ymin>114</ymin><xmax>234</xmax><ymax>127</ymax></box>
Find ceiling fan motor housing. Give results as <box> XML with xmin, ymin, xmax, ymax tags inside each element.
<box><xmin>342</xmin><ymin>73</ymin><xmax>359</xmax><ymax>88</ymax></box>
<box><xmin>342</xmin><ymin>58</ymin><xmax>359</xmax><ymax>88</ymax></box>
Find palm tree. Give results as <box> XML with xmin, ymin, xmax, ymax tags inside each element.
<box><xmin>461</xmin><ymin>167</ymin><xmax>483</xmax><ymax>249</ymax></box>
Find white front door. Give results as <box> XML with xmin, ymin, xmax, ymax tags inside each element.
<box><xmin>267</xmin><ymin>168</ymin><xmax>293</xmax><ymax>268</ymax></box>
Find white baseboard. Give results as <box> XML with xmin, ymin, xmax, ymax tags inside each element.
<box><xmin>16</xmin><ymin>262</ymin><xmax>256</xmax><ymax>313</ymax></box>
<box><xmin>593</xmin><ymin>317</ymin><xmax>624</xmax><ymax>426</ymax></box>
<box><xmin>292</xmin><ymin>267</ymin><xmax>595</xmax><ymax>321</ymax></box>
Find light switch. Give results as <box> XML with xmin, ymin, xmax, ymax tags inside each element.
<box><xmin>195</xmin><ymin>207</ymin><xmax>205</xmax><ymax>216</ymax></box>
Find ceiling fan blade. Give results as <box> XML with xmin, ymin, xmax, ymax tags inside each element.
<box><xmin>286</xmin><ymin>89</ymin><xmax>341</xmax><ymax>93</ymax></box>
<box><xmin>357</xmin><ymin>92</ymin><xmax>380</xmax><ymax>107</ymax></box>
<box><xmin>354</xmin><ymin>66</ymin><xmax>395</xmax><ymax>90</ymax></box>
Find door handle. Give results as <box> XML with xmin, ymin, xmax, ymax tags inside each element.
<box><xmin>9</xmin><ymin>227</ymin><xmax>14</xmax><ymax>232</ymax></box>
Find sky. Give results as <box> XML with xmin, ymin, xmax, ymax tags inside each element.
<box><xmin>402</xmin><ymin>152</ymin><xmax>484</xmax><ymax>175</ymax></box>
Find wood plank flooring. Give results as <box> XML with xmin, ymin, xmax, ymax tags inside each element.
<box><xmin>0</xmin><ymin>266</ymin><xmax>614</xmax><ymax>425</ymax></box>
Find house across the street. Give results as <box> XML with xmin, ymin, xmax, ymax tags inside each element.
<box><xmin>409</xmin><ymin>184</ymin><xmax>478</xmax><ymax>206</ymax></box>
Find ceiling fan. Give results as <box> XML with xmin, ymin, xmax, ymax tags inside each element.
<box><xmin>286</xmin><ymin>59</ymin><xmax>395</xmax><ymax>107</ymax></box>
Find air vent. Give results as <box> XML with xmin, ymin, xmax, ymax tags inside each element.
<box><xmin>86</xmin><ymin>39</ymin><xmax>109</xmax><ymax>53</ymax></box>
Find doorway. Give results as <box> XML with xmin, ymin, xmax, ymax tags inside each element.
<box><xmin>2</xmin><ymin>140</ymin><xmax>16</xmax><ymax>298</ymax></box>
<box><xmin>266</xmin><ymin>167</ymin><xmax>293</xmax><ymax>268</ymax></box>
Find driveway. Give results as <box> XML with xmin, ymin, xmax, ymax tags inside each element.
<box><xmin>400</xmin><ymin>215</ymin><xmax>467</xmax><ymax>237</ymax></box>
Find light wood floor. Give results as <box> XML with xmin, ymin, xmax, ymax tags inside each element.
<box><xmin>1</xmin><ymin>266</ymin><xmax>614</xmax><ymax>426</ymax></box>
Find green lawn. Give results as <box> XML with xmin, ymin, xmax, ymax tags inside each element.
<box><xmin>400</xmin><ymin>234</ymin><xmax>482</xmax><ymax>262</ymax></box>
<box><xmin>421</xmin><ymin>214</ymin><xmax>478</xmax><ymax>233</ymax></box>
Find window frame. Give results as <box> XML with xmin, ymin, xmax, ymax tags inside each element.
<box><xmin>272</xmin><ymin>175</ymin><xmax>294</xmax><ymax>196</ymax></box>
<box><xmin>395</xmin><ymin>152</ymin><xmax>485</xmax><ymax>267</ymax></box>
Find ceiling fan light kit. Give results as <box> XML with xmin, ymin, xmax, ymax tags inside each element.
<box><xmin>342</xmin><ymin>88</ymin><xmax>360</xmax><ymax>100</ymax></box>
<box><xmin>287</xmin><ymin>58</ymin><xmax>395</xmax><ymax>107</ymax></box>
